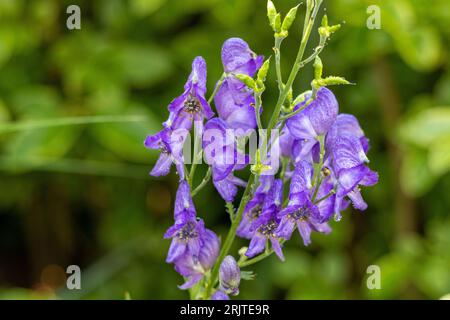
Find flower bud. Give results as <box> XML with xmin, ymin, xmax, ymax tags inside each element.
<box><xmin>257</xmin><ymin>58</ymin><xmax>271</xmax><ymax>83</ymax></box>
<box><xmin>281</xmin><ymin>5</ymin><xmax>299</xmax><ymax>34</ymax></box>
<box><xmin>219</xmin><ymin>255</ymin><xmax>241</xmax><ymax>296</ymax></box>
<box><xmin>233</xmin><ymin>73</ymin><xmax>256</xmax><ymax>90</ymax></box>
<box><xmin>313</xmin><ymin>56</ymin><xmax>323</xmax><ymax>80</ymax></box>
<box><xmin>267</xmin><ymin>1</ymin><xmax>279</xmax><ymax>32</ymax></box>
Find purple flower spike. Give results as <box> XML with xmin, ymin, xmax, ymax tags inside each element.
<box><xmin>246</xmin><ymin>179</ymin><xmax>285</xmax><ymax>261</ymax></box>
<box><xmin>211</xmin><ymin>290</ymin><xmax>230</xmax><ymax>300</ymax></box>
<box><xmin>219</xmin><ymin>256</ymin><xmax>241</xmax><ymax>296</ymax></box>
<box><xmin>276</xmin><ymin>161</ymin><xmax>331</xmax><ymax>246</ymax></box>
<box><xmin>286</xmin><ymin>87</ymin><xmax>339</xmax><ymax>160</ymax></box>
<box><xmin>164</xmin><ymin>56</ymin><xmax>214</xmax><ymax>132</ymax></box>
<box><xmin>144</xmin><ymin>127</ymin><xmax>187</xmax><ymax>179</ymax></box>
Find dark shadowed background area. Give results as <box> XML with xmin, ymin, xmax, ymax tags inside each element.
<box><xmin>0</xmin><ymin>0</ymin><xmax>449</xmax><ymax>299</ymax></box>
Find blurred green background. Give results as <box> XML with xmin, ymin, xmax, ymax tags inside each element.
<box><xmin>0</xmin><ymin>0</ymin><xmax>449</xmax><ymax>299</ymax></box>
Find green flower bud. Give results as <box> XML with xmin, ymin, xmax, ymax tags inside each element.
<box><xmin>313</xmin><ymin>56</ymin><xmax>323</xmax><ymax>80</ymax></box>
<box><xmin>233</xmin><ymin>73</ymin><xmax>256</xmax><ymax>90</ymax></box>
<box><xmin>274</xmin><ymin>13</ymin><xmax>281</xmax><ymax>33</ymax></box>
<box><xmin>257</xmin><ymin>58</ymin><xmax>271</xmax><ymax>83</ymax></box>
<box><xmin>267</xmin><ymin>0</ymin><xmax>278</xmax><ymax>31</ymax></box>
<box><xmin>312</xmin><ymin>76</ymin><xmax>351</xmax><ymax>89</ymax></box>
<box><xmin>281</xmin><ymin>4</ymin><xmax>300</xmax><ymax>34</ymax></box>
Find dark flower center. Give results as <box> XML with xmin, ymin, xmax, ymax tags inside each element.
<box><xmin>159</xmin><ymin>142</ymin><xmax>169</xmax><ymax>154</ymax></box>
<box><xmin>248</xmin><ymin>205</ymin><xmax>262</xmax><ymax>220</ymax></box>
<box><xmin>259</xmin><ymin>219</ymin><xmax>278</xmax><ymax>237</ymax></box>
<box><xmin>184</xmin><ymin>95</ymin><xmax>201</xmax><ymax>114</ymax></box>
<box><xmin>291</xmin><ymin>207</ymin><xmax>309</xmax><ymax>221</ymax></box>
<box><xmin>178</xmin><ymin>221</ymin><xmax>198</xmax><ymax>241</ymax></box>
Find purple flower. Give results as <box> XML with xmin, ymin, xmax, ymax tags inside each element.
<box><xmin>164</xmin><ymin>56</ymin><xmax>214</xmax><ymax>133</ymax></box>
<box><xmin>245</xmin><ymin>179</ymin><xmax>285</xmax><ymax>261</ymax></box>
<box><xmin>211</xmin><ymin>290</ymin><xmax>230</xmax><ymax>300</ymax></box>
<box><xmin>203</xmin><ymin>118</ymin><xmax>247</xmax><ymax>202</ymax></box>
<box><xmin>330</xmin><ymin>135</ymin><xmax>378</xmax><ymax>220</ymax></box>
<box><xmin>164</xmin><ymin>181</ymin><xmax>206</xmax><ymax>262</ymax></box>
<box><xmin>174</xmin><ymin>229</ymin><xmax>220</xmax><ymax>289</ymax></box>
<box><xmin>237</xmin><ymin>175</ymin><xmax>274</xmax><ymax>239</ymax></box>
<box><xmin>276</xmin><ymin>161</ymin><xmax>331</xmax><ymax>246</ymax></box>
<box><xmin>221</xmin><ymin>37</ymin><xmax>264</xmax><ymax>75</ymax></box>
<box><xmin>144</xmin><ymin>127</ymin><xmax>188</xmax><ymax>179</ymax></box>
<box><xmin>286</xmin><ymin>87</ymin><xmax>339</xmax><ymax>160</ymax></box>
<box><xmin>214</xmin><ymin>38</ymin><xmax>263</xmax><ymax>132</ymax></box>
<box><xmin>326</xmin><ymin>113</ymin><xmax>369</xmax><ymax>153</ymax></box>
<box><xmin>219</xmin><ymin>256</ymin><xmax>241</xmax><ymax>295</ymax></box>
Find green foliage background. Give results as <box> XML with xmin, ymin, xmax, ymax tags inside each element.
<box><xmin>0</xmin><ymin>0</ymin><xmax>449</xmax><ymax>299</ymax></box>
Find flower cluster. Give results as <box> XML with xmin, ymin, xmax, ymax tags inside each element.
<box><xmin>144</xmin><ymin>0</ymin><xmax>378</xmax><ymax>300</ymax></box>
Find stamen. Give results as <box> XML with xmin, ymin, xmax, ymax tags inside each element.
<box><xmin>184</xmin><ymin>95</ymin><xmax>201</xmax><ymax>114</ymax></box>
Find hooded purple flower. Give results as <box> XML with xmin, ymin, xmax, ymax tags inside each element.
<box><xmin>219</xmin><ymin>255</ymin><xmax>241</xmax><ymax>295</ymax></box>
<box><xmin>214</xmin><ymin>38</ymin><xmax>263</xmax><ymax>132</ymax></box>
<box><xmin>203</xmin><ymin>118</ymin><xmax>247</xmax><ymax>202</ymax></box>
<box><xmin>276</xmin><ymin>161</ymin><xmax>331</xmax><ymax>246</ymax></box>
<box><xmin>237</xmin><ymin>175</ymin><xmax>274</xmax><ymax>239</ymax></box>
<box><xmin>164</xmin><ymin>181</ymin><xmax>206</xmax><ymax>263</ymax></box>
<box><xmin>330</xmin><ymin>135</ymin><xmax>378</xmax><ymax>220</ymax></box>
<box><xmin>174</xmin><ymin>229</ymin><xmax>219</xmax><ymax>289</ymax></box>
<box><xmin>164</xmin><ymin>56</ymin><xmax>214</xmax><ymax>133</ymax></box>
<box><xmin>286</xmin><ymin>87</ymin><xmax>339</xmax><ymax>160</ymax></box>
<box><xmin>144</xmin><ymin>127</ymin><xmax>188</xmax><ymax>179</ymax></box>
<box><xmin>245</xmin><ymin>179</ymin><xmax>285</xmax><ymax>261</ymax></box>
<box><xmin>326</xmin><ymin>113</ymin><xmax>369</xmax><ymax>153</ymax></box>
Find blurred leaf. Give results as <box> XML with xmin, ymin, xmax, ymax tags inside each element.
<box><xmin>400</xmin><ymin>147</ymin><xmax>435</xmax><ymax>197</ymax></box>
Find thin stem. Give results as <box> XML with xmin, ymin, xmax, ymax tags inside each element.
<box><xmin>239</xmin><ymin>239</ymin><xmax>286</xmax><ymax>268</ymax></box>
<box><xmin>274</xmin><ymin>37</ymin><xmax>284</xmax><ymax>91</ymax></box>
<box><xmin>266</xmin><ymin>0</ymin><xmax>322</xmax><ymax>135</ymax></box>
<box><xmin>208</xmin><ymin>73</ymin><xmax>226</xmax><ymax>105</ymax></box>
<box><xmin>205</xmin><ymin>174</ymin><xmax>255</xmax><ymax>298</ymax></box>
<box><xmin>226</xmin><ymin>202</ymin><xmax>235</xmax><ymax>222</ymax></box>
<box><xmin>191</xmin><ymin>167</ymin><xmax>211</xmax><ymax>197</ymax></box>
<box><xmin>254</xmin><ymin>94</ymin><xmax>263</xmax><ymax>130</ymax></box>
<box><xmin>279</xmin><ymin>97</ymin><xmax>313</xmax><ymax>121</ymax></box>
<box><xmin>314</xmin><ymin>189</ymin><xmax>335</xmax><ymax>204</ymax></box>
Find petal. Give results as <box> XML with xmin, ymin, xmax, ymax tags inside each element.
<box><xmin>270</xmin><ymin>238</ymin><xmax>285</xmax><ymax>261</ymax></box>
<box><xmin>178</xmin><ymin>273</ymin><xmax>204</xmax><ymax>290</ymax></box>
<box><xmin>150</xmin><ymin>154</ymin><xmax>172</xmax><ymax>177</ymax></box>
<box><xmin>213</xmin><ymin>176</ymin><xmax>238</xmax><ymax>202</ymax></box>
<box><xmin>347</xmin><ymin>188</ymin><xmax>368</xmax><ymax>211</ymax></box>
<box><xmin>188</xmin><ymin>56</ymin><xmax>207</xmax><ymax>94</ymax></box>
<box><xmin>174</xmin><ymin>181</ymin><xmax>196</xmax><ymax>220</ymax></box>
<box><xmin>245</xmin><ymin>234</ymin><xmax>266</xmax><ymax>258</ymax></box>
<box><xmin>275</xmin><ymin>216</ymin><xmax>296</xmax><ymax>240</ymax></box>
<box><xmin>166</xmin><ymin>239</ymin><xmax>186</xmax><ymax>263</ymax></box>
<box><xmin>297</xmin><ymin>220</ymin><xmax>312</xmax><ymax>246</ymax></box>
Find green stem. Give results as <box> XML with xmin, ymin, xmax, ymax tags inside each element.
<box><xmin>266</xmin><ymin>0</ymin><xmax>322</xmax><ymax>135</ymax></box>
<box><xmin>191</xmin><ymin>167</ymin><xmax>211</xmax><ymax>197</ymax></box>
<box><xmin>226</xmin><ymin>202</ymin><xmax>235</xmax><ymax>222</ymax></box>
<box><xmin>274</xmin><ymin>36</ymin><xmax>284</xmax><ymax>91</ymax></box>
<box><xmin>239</xmin><ymin>239</ymin><xmax>286</xmax><ymax>268</ymax></box>
<box><xmin>254</xmin><ymin>94</ymin><xmax>263</xmax><ymax>130</ymax></box>
<box><xmin>208</xmin><ymin>73</ymin><xmax>226</xmax><ymax>105</ymax></box>
<box><xmin>205</xmin><ymin>174</ymin><xmax>255</xmax><ymax>298</ymax></box>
